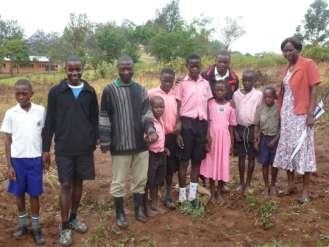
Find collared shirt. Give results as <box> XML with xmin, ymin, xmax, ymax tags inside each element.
<box><xmin>149</xmin><ymin>118</ymin><xmax>165</xmax><ymax>153</ymax></box>
<box><xmin>255</xmin><ymin>103</ymin><xmax>280</xmax><ymax>136</ymax></box>
<box><xmin>42</xmin><ymin>79</ymin><xmax>99</xmax><ymax>156</ymax></box>
<box><xmin>175</xmin><ymin>75</ymin><xmax>213</xmax><ymax>120</ymax></box>
<box><xmin>148</xmin><ymin>87</ymin><xmax>177</xmax><ymax>135</ymax></box>
<box><xmin>233</xmin><ymin>88</ymin><xmax>263</xmax><ymax>126</ymax></box>
<box><xmin>1</xmin><ymin>103</ymin><xmax>45</xmax><ymax>158</ymax></box>
<box><xmin>278</xmin><ymin>56</ymin><xmax>321</xmax><ymax>114</ymax></box>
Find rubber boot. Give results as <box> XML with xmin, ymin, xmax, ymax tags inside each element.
<box><xmin>114</xmin><ymin>197</ymin><xmax>128</xmax><ymax>228</ymax></box>
<box><xmin>133</xmin><ymin>193</ymin><xmax>147</xmax><ymax>223</ymax></box>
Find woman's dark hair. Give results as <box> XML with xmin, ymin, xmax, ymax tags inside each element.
<box><xmin>280</xmin><ymin>36</ymin><xmax>303</xmax><ymax>52</ymax></box>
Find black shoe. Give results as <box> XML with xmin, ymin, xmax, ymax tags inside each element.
<box><xmin>114</xmin><ymin>197</ymin><xmax>128</xmax><ymax>228</ymax></box>
<box><xmin>133</xmin><ymin>193</ymin><xmax>147</xmax><ymax>223</ymax></box>
<box><xmin>190</xmin><ymin>199</ymin><xmax>198</xmax><ymax>209</ymax></box>
<box><xmin>13</xmin><ymin>226</ymin><xmax>29</xmax><ymax>239</ymax></box>
<box><xmin>31</xmin><ymin>228</ymin><xmax>45</xmax><ymax>246</ymax></box>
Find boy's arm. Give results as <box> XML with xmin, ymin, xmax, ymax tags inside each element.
<box><xmin>91</xmin><ymin>90</ymin><xmax>99</xmax><ymax>143</ymax></box>
<box><xmin>174</xmin><ymin>100</ymin><xmax>184</xmax><ymax>149</ymax></box>
<box><xmin>99</xmin><ymin>87</ymin><xmax>112</xmax><ymax>152</ymax></box>
<box><xmin>229</xmin><ymin>126</ymin><xmax>234</xmax><ymax>154</ymax></box>
<box><xmin>141</xmin><ymin>88</ymin><xmax>157</xmax><ymax>143</ymax></box>
<box><xmin>4</xmin><ymin>133</ymin><xmax>15</xmax><ymax>181</ymax></box>
<box><xmin>42</xmin><ymin>89</ymin><xmax>56</xmax><ymax>154</ymax></box>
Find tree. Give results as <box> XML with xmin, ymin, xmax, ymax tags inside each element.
<box><xmin>154</xmin><ymin>0</ymin><xmax>183</xmax><ymax>32</ymax></box>
<box><xmin>296</xmin><ymin>0</ymin><xmax>329</xmax><ymax>45</ymax></box>
<box><xmin>62</xmin><ymin>13</ymin><xmax>93</xmax><ymax>60</ymax></box>
<box><xmin>28</xmin><ymin>30</ymin><xmax>60</xmax><ymax>56</ymax></box>
<box><xmin>220</xmin><ymin>17</ymin><xmax>245</xmax><ymax>50</ymax></box>
<box><xmin>3</xmin><ymin>38</ymin><xmax>29</xmax><ymax>74</ymax></box>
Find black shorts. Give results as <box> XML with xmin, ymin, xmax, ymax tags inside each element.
<box><xmin>55</xmin><ymin>153</ymin><xmax>95</xmax><ymax>184</ymax></box>
<box><xmin>234</xmin><ymin>125</ymin><xmax>258</xmax><ymax>157</ymax></box>
<box><xmin>147</xmin><ymin>151</ymin><xmax>167</xmax><ymax>186</ymax></box>
<box><xmin>177</xmin><ymin>117</ymin><xmax>208</xmax><ymax>165</ymax></box>
<box><xmin>165</xmin><ymin>134</ymin><xmax>179</xmax><ymax>174</ymax></box>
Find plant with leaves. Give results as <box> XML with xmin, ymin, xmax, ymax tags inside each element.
<box><xmin>296</xmin><ymin>0</ymin><xmax>329</xmax><ymax>46</ymax></box>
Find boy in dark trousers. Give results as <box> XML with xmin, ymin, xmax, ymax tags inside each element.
<box><xmin>42</xmin><ymin>56</ymin><xmax>99</xmax><ymax>246</ymax></box>
<box><xmin>99</xmin><ymin>56</ymin><xmax>157</xmax><ymax>228</ymax></box>
<box><xmin>175</xmin><ymin>54</ymin><xmax>213</xmax><ymax>207</ymax></box>
<box><xmin>1</xmin><ymin>80</ymin><xmax>46</xmax><ymax>245</ymax></box>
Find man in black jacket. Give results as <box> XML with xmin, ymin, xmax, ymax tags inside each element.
<box><xmin>99</xmin><ymin>56</ymin><xmax>157</xmax><ymax>228</ymax></box>
<box><xmin>42</xmin><ymin>56</ymin><xmax>98</xmax><ymax>246</ymax></box>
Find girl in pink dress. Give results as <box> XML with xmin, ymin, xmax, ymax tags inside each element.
<box><xmin>200</xmin><ymin>81</ymin><xmax>237</xmax><ymax>202</ymax></box>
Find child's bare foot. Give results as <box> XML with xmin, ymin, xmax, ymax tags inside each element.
<box><xmin>269</xmin><ymin>186</ymin><xmax>278</xmax><ymax>197</ymax></box>
<box><xmin>262</xmin><ymin>187</ymin><xmax>270</xmax><ymax>196</ymax></box>
<box><xmin>298</xmin><ymin>191</ymin><xmax>310</xmax><ymax>204</ymax></box>
<box><xmin>286</xmin><ymin>186</ymin><xmax>298</xmax><ymax>196</ymax></box>
<box><xmin>164</xmin><ymin>200</ymin><xmax>176</xmax><ymax>210</ymax></box>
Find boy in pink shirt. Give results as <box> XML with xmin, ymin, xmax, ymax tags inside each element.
<box><xmin>175</xmin><ymin>54</ymin><xmax>213</xmax><ymax>207</ymax></box>
<box><xmin>232</xmin><ymin>69</ymin><xmax>263</xmax><ymax>193</ymax></box>
<box><xmin>148</xmin><ymin>68</ymin><xmax>178</xmax><ymax>209</ymax></box>
<box><xmin>146</xmin><ymin>96</ymin><xmax>167</xmax><ymax>216</ymax></box>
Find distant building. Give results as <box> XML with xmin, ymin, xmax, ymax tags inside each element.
<box><xmin>1</xmin><ymin>56</ymin><xmax>58</xmax><ymax>74</ymax></box>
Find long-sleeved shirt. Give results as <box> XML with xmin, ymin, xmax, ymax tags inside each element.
<box><xmin>99</xmin><ymin>79</ymin><xmax>155</xmax><ymax>154</ymax></box>
<box><xmin>42</xmin><ymin>79</ymin><xmax>99</xmax><ymax>156</ymax></box>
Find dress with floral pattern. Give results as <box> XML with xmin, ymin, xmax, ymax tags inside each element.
<box><xmin>273</xmin><ymin>71</ymin><xmax>316</xmax><ymax>174</ymax></box>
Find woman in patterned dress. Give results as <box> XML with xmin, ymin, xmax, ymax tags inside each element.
<box><xmin>273</xmin><ymin>37</ymin><xmax>321</xmax><ymax>203</ymax></box>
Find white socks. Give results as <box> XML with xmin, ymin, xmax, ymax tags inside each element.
<box><xmin>188</xmin><ymin>182</ymin><xmax>198</xmax><ymax>201</ymax></box>
<box><xmin>179</xmin><ymin>187</ymin><xmax>187</xmax><ymax>202</ymax></box>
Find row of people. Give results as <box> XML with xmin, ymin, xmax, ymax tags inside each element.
<box><xmin>1</xmin><ymin>36</ymin><xmax>320</xmax><ymax>246</ymax></box>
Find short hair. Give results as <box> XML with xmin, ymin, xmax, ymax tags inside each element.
<box><xmin>117</xmin><ymin>55</ymin><xmax>134</xmax><ymax>67</ymax></box>
<box><xmin>264</xmin><ymin>86</ymin><xmax>277</xmax><ymax>98</ymax></box>
<box><xmin>150</xmin><ymin>95</ymin><xmax>164</xmax><ymax>106</ymax></box>
<box><xmin>213</xmin><ymin>80</ymin><xmax>226</xmax><ymax>88</ymax></box>
<box><xmin>242</xmin><ymin>68</ymin><xmax>257</xmax><ymax>79</ymax></box>
<box><xmin>65</xmin><ymin>55</ymin><xmax>82</xmax><ymax>66</ymax></box>
<box><xmin>281</xmin><ymin>36</ymin><xmax>303</xmax><ymax>52</ymax></box>
<box><xmin>15</xmin><ymin>79</ymin><xmax>32</xmax><ymax>90</ymax></box>
<box><xmin>160</xmin><ymin>68</ymin><xmax>175</xmax><ymax>76</ymax></box>
<box><xmin>186</xmin><ymin>54</ymin><xmax>201</xmax><ymax>64</ymax></box>
<box><xmin>217</xmin><ymin>50</ymin><xmax>231</xmax><ymax>58</ymax></box>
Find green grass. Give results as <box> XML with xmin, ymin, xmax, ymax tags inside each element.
<box><xmin>179</xmin><ymin>200</ymin><xmax>205</xmax><ymax>218</ymax></box>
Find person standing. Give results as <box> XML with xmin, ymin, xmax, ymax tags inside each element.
<box><xmin>273</xmin><ymin>37</ymin><xmax>320</xmax><ymax>204</ymax></box>
<box><xmin>99</xmin><ymin>56</ymin><xmax>158</xmax><ymax>228</ymax></box>
<box><xmin>42</xmin><ymin>56</ymin><xmax>99</xmax><ymax>246</ymax></box>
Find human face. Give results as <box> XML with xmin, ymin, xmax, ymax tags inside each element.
<box><xmin>282</xmin><ymin>42</ymin><xmax>299</xmax><ymax>64</ymax></box>
<box><xmin>187</xmin><ymin>58</ymin><xmax>201</xmax><ymax>80</ymax></box>
<box><xmin>65</xmin><ymin>61</ymin><xmax>82</xmax><ymax>85</ymax></box>
<box><xmin>213</xmin><ymin>83</ymin><xmax>226</xmax><ymax>101</ymax></box>
<box><xmin>160</xmin><ymin>73</ymin><xmax>175</xmax><ymax>93</ymax></box>
<box><xmin>118</xmin><ymin>62</ymin><xmax>133</xmax><ymax>83</ymax></box>
<box><xmin>242</xmin><ymin>72</ymin><xmax>255</xmax><ymax>92</ymax></box>
<box><xmin>15</xmin><ymin>84</ymin><xmax>32</xmax><ymax>108</ymax></box>
<box><xmin>264</xmin><ymin>89</ymin><xmax>275</xmax><ymax>107</ymax></box>
<box><xmin>152</xmin><ymin>99</ymin><xmax>165</xmax><ymax>119</ymax></box>
<box><xmin>216</xmin><ymin>55</ymin><xmax>230</xmax><ymax>75</ymax></box>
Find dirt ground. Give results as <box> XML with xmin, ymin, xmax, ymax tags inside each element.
<box><xmin>0</xmin><ymin>79</ymin><xmax>329</xmax><ymax>247</ymax></box>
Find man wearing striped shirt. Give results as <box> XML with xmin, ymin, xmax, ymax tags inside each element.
<box><xmin>99</xmin><ymin>56</ymin><xmax>158</xmax><ymax>228</ymax></box>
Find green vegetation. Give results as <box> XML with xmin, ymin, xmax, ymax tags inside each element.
<box><xmin>179</xmin><ymin>200</ymin><xmax>205</xmax><ymax>218</ymax></box>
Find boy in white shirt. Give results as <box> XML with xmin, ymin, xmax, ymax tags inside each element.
<box><xmin>1</xmin><ymin>79</ymin><xmax>47</xmax><ymax>245</ymax></box>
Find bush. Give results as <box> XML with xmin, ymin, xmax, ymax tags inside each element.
<box><xmin>302</xmin><ymin>45</ymin><xmax>329</xmax><ymax>62</ymax></box>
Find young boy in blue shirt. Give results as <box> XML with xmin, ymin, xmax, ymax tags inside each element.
<box><xmin>1</xmin><ymin>79</ymin><xmax>47</xmax><ymax>245</ymax></box>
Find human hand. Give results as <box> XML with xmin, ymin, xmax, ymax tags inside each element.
<box><xmin>42</xmin><ymin>152</ymin><xmax>51</xmax><ymax>172</ymax></box>
<box><xmin>100</xmin><ymin>145</ymin><xmax>110</xmax><ymax>153</ymax></box>
<box><xmin>147</xmin><ymin>131</ymin><xmax>158</xmax><ymax>144</ymax></box>
<box><xmin>206</xmin><ymin>136</ymin><xmax>212</xmax><ymax>152</ymax></box>
<box><xmin>165</xmin><ymin>147</ymin><xmax>171</xmax><ymax>156</ymax></box>
<box><xmin>306</xmin><ymin>113</ymin><xmax>315</xmax><ymax>127</ymax></box>
<box><xmin>267</xmin><ymin>139</ymin><xmax>277</xmax><ymax>149</ymax></box>
<box><xmin>7</xmin><ymin>166</ymin><xmax>16</xmax><ymax>181</ymax></box>
<box><xmin>176</xmin><ymin>134</ymin><xmax>184</xmax><ymax>149</ymax></box>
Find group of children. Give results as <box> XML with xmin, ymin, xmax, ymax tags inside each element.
<box><xmin>1</xmin><ymin>53</ymin><xmax>282</xmax><ymax>246</ymax></box>
<box><xmin>146</xmin><ymin>54</ymin><xmax>281</xmax><ymax>213</ymax></box>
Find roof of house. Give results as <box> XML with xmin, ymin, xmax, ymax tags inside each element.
<box><xmin>3</xmin><ymin>56</ymin><xmax>50</xmax><ymax>62</ymax></box>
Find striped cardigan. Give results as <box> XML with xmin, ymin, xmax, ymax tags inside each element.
<box><xmin>99</xmin><ymin>81</ymin><xmax>155</xmax><ymax>154</ymax></box>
